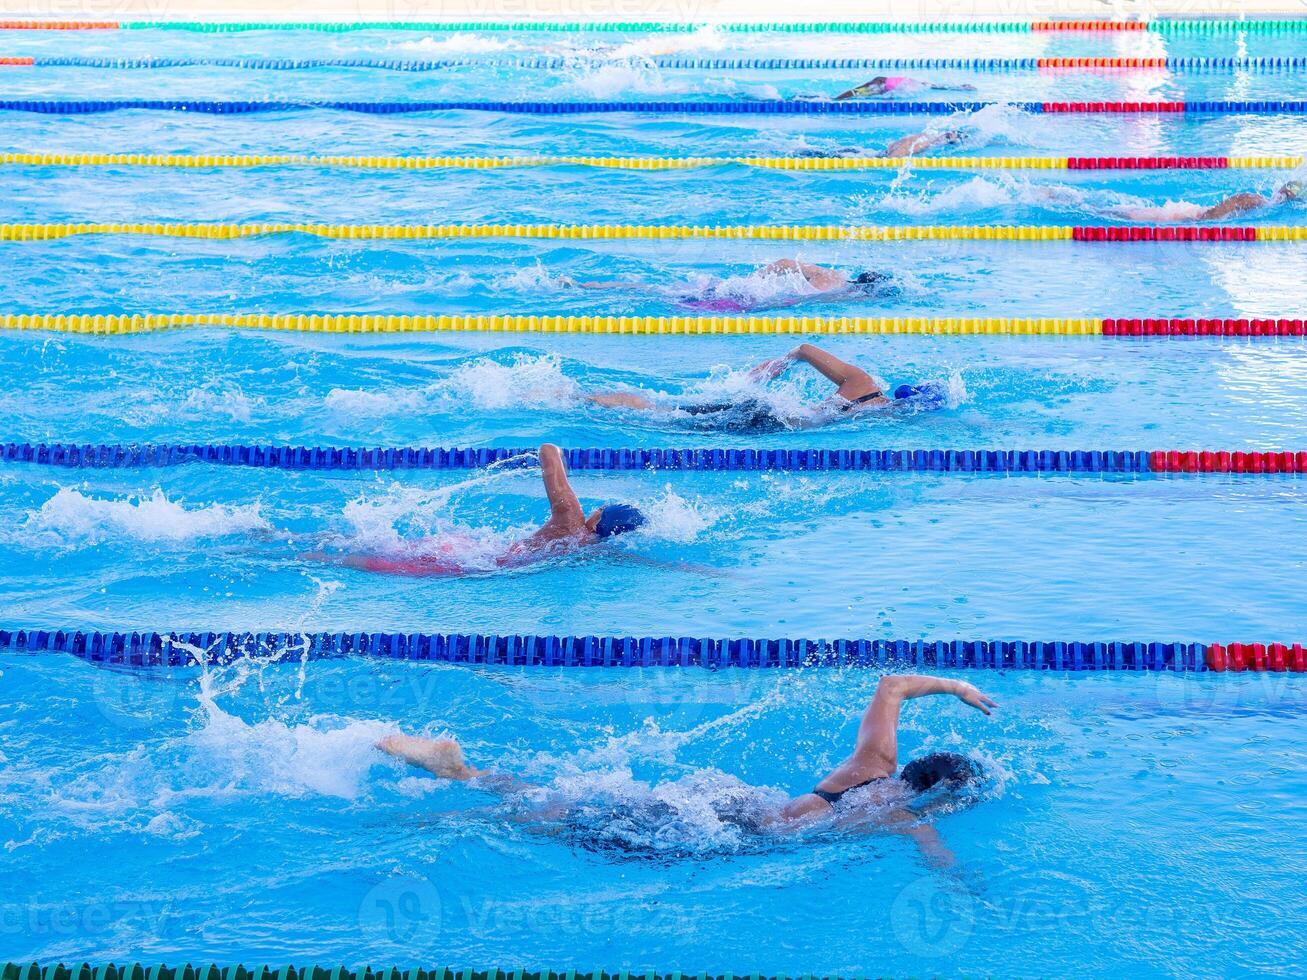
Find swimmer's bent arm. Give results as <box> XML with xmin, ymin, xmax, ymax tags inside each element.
<box><xmin>538</xmin><ymin>443</ymin><xmax>586</xmax><ymax>525</ymax></box>
<box><xmin>771</xmin><ymin>675</ymin><xmax>996</xmax><ymax>828</ymax></box>
<box><xmin>754</xmin><ymin>342</ymin><xmax>879</xmax><ymax>399</ymax></box>
<box><xmin>750</xmin><ymin>342</ymin><xmax>864</xmax><ymax>385</ymax></box>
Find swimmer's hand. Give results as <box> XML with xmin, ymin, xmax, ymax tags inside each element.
<box><xmin>956</xmin><ymin>682</ymin><xmax>998</xmax><ymax>715</ymax></box>
<box><xmin>748</xmin><ymin>350</ymin><xmax>797</xmax><ymax>381</ymax></box>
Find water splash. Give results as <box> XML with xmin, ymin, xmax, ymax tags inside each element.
<box><xmin>392</xmin><ymin>33</ymin><xmax>518</xmax><ymax>55</ymax></box>
<box><xmin>445</xmin><ymin>352</ymin><xmax>580</xmax><ymax>409</ymax></box>
<box><xmin>22</xmin><ymin>487</ymin><xmax>269</xmax><ymax>547</ymax></box>
<box><xmin>325</xmin><ymin>352</ymin><xmax>579</xmax><ymax>417</ymax></box>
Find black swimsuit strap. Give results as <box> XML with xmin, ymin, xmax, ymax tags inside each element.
<box><xmin>842</xmin><ymin>390</ymin><xmax>884</xmax><ymax>412</ymax></box>
<box><xmin>812</xmin><ymin>774</ymin><xmax>886</xmax><ymax>807</ymax></box>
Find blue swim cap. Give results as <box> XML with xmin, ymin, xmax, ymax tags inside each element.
<box><xmin>893</xmin><ymin>381</ymin><xmax>949</xmax><ymax>410</ymax></box>
<box><xmin>595</xmin><ymin>503</ymin><xmax>646</xmax><ymax>538</ymax></box>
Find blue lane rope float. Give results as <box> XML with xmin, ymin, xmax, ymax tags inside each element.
<box><xmin>0</xmin><ymin>626</ymin><xmax>1229</xmax><ymax>671</ymax></box>
<box><xmin>12</xmin><ymin>55</ymin><xmax>1307</xmax><ymax>71</ymax></box>
<box><xmin>0</xmin><ymin>443</ymin><xmax>1301</xmax><ymax>474</ymax></box>
<box><xmin>5</xmin><ymin>99</ymin><xmax>1307</xmax><ymax>115</ymax></box>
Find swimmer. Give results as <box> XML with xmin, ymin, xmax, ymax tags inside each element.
<box><xmin>586</xmin><ymin>341</ymin><xmax>944</xmax><ymax>431</ymax></box>
<box><xmin>561</xmin><ymin>258</ymin><xmax>893</xmax><ymax>313</ymax></box>
<box><xmin>377</xmin><ymin>674</ymin><xmax>996</xmax><ymax>862</ymax></box>
<box><xmin>797</xmin><ymin>128</ymin><xmax>966</xmax><ymax>160</ymax></box>
<box><xmin>833</xmin><ymin>76</ymin><xmax>978</xmax><ymax>100</ymax></box>
<box><xmin>302</xmin><ymin>443</ymin><xmax>643</xmax><ymax>576</ymax></box>
<box><xmin>1115</xmin><ymin>180</ymin><xmax>1303</xmax><ymax>222</ymax></box>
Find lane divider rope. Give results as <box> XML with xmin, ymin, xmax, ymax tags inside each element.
<box><xmin>2</xmin><ymin>313</ymin><xmax>1303</xmax><ymax>337</ymax></box>
<box><xmin>7</xmin><ymin>99</ymin><xmax>1307</xmax><ymax>116</ymax></box>
<box><xmin>2</xmin><ymin>627</ymin><xmax>1301</xmax><ymax>672</ymax></box>
<box><xmin>4</xmin><ymin>99</ymin><xmax>1307</xmax><ymax>115</ymax></box>
<box><xmin>3</xmin><ymin>152</ymin><xmax>1300</xmax><ymax>171</ymax></box>
<box><xmin>9</xmin><ymin>55</ymin><xmax>1307</xmax><ymax>71</ymax></box>
<box><xmin>0</xmin><ymin>443</ymin><xmax>1302</xmax><ymax>474</ymax></box>
<box><xmin>0</xmin><ymin>223</ymin><xmax>1301</xmax><ymax>242</ymax></box>
<box><xmin>6</xmin><ymin>19</ymin><xmax>1307</xmax><ymax>34</ymax></box>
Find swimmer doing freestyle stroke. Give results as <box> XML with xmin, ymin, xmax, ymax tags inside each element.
<box><xmin>377</xmin><ymin>674</ymin><xmax>997</xmax><ymax>865</ymax></box>
<box><xmin>1112</xmin><ymin>179</ymin><xmax>1303</xmax><ymax>222</ymax></box>
<box><xmin>586</xmin><ymin>341</ymin><xmax>948</xmax><ymax>432</ymax></box>
<box><xmin>561</xmin><ymin>257</ymin><xmax>895</xmax><ymax>313</ymax></box>
<box><xmin>832</xmin><ymin>76</ymin><xmax>978</xmax><ymax>100</ymax></box>
<box><xmin>302</xmin><ymin>443</ymin><xmax>644</xmax><ymax>576</ymax></box>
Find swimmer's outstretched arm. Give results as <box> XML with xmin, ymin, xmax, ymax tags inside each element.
<box><xmin>300</xmin><ymin>551</ymin><xmax>381</xmax><ymax>571</ymax></box>
<box><xmin>586</xmin><ymin>392</ymin><xmax>661</xmax><ymax>411</ymax></box>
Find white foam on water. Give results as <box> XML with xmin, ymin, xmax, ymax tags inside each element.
<box><xmin>682</xmin><ymin>360</ymin><xmax>815</xmax><ymax>418</ymax></box>
<box><xmin>497</xmin><ymin>260</ymin><xmax>576</xmax><ymax>293</ymax></box>
<box><xmin>179</xmin><ymin>382</ymin><xmax>258</xmax><ymax>423</ymax></box>
<box><xmin>682</xmin><ymin>264</ymin><xmax>829</xmax><ymax>312</ymax></box>
<box><xmin>599</xmin><ymin>26</ymin><xmax>726</xmax><ymax>61</ymax></box>
<box><xmin>961</xmin><ymin>102</ymin><xmax>1044</xmax><ymax>149</ymax></box>
<box><xmin>393</xmin><ymin>33</ymin><xmax>518</xmax><ymax>54</ymax></box>
<box><xmin>324</xmin><ymin>385</ymin><xmax>431</xmax><ymax>418</ymax></box>
<box><xmin>23</xmin><ymin>487</ymin><xmax>270</xmax><ymax>546</ymax></box>
<box><xmin>325</xmin><ymin>353</ymin><xmax>579</xmax><ymax>417</ymax></box>
<box><xmin>445</xmin><ymin>352</ymin><xmax>580</xmax><ymax>409</ymax></box>
<box><xmin>332</xmin><ymin>477</ymin><xmax>529</xmax><ymax>567</ymax></box>
<box><xmin>635</xmin><ymin>488</ymin><xmax>718</xmax><ymax>543</ymax></box>
<box><xmin>184</xmin><ymin>703</ymin><xmax>396</xmax><ymax>801</ymax></box>
<box><xmin>564</xmin><ymin>61</ymin><xmax>690</xmax><ymax>99</ymax></box>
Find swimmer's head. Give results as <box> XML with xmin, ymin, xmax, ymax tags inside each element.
<box><xmin>1276</xmin><ymin>179</ymin><xmax>1304</xmax><ymax>202</ymax></box>
<box><xmin>893</xmin><ymin>381</ymin><xmax>949</xmax><ymax>409</ymax></box>
<box><xmin>941</xmin><ymin>129</ymin><xmax>965</xmax><ymax>146</ymax></box>
<box><xmin>899</xmin><ymin>751</ymin><xmax>979</xmax><ymax>793</ymax></box>
<box><xmin>591</xmin><ymin>503</ymin><xmax>646</xmax><ymax>539</ymax></box>
<box><xmin>849</xmin><ymin>269</ymin><xmax>890</xmax><ymax>294</ymax></box>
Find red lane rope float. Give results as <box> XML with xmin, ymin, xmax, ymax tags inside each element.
<box><xmin>1207</xmin><ymin>643</ymin><xmax>1307</xmax><ymax>672</ymax></box>
<box><xmin>1044</xmin><ymin>101</ymin><xmax>1186</xmax><ymax>112</ymax></box>
<box><xmin>1067</xmin><ymin>157</ymin><xmax>1232</xmax><ymax>169</ymax></box>
<box><xmin>1149</xmin><ymin>451</ymin><xmax>1306</xmax><ymax>474</ymax></box>
<box><xmin>0</xmin><ymin>20</ymin><xmax>117</xmax><ymax>29</ymax></box>
<box><xmin>1038</xmin><ymin>57</ymin><xmax>1168</xmax><ymax>68</ymax></box>
<box><xmin>1032</xmin><ymin>20</ymin><xmax>1147</xmax><ymax>31</ymax></box>
<box><xmin>0</xmin><ymin>57</ymin><xmax>32</xmax><ymax>65</ymax></box>
<box><xmin>1072</xmin><ymin>226</ymin><xmax>1260</xmax><ymax>241</ymax></box>
<box><xmin>1104</xmin><ymin>318</ymin><xmax>1306</xmax><ymax>336</ymax></box>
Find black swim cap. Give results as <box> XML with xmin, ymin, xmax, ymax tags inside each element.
<box><xmin>899</xmin><ymin>751</ymin><xmax>978</xmax><ymax>793</ymax></box>
<box><xmin>850</xmin><ymin>269</ymin><xmax>889</xmax><ymax>287</ymax></box>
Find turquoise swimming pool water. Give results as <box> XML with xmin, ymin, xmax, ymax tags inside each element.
<box><xmin>1</xmin><ymin>22</ymin><xmax>1306</xmax><ymax>979</ymax></box>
